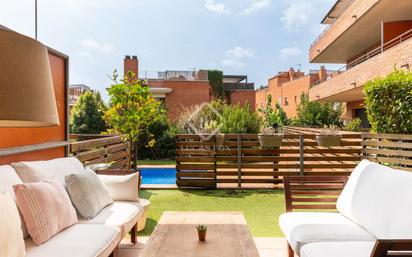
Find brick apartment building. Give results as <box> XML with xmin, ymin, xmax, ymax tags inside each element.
<box><xmin>308</xmin><ymin>0</ymin><xmax>412</xmax><ymax>127</ymax></box>
<box><xmin>123</xmin><ymin>56</ymin><xmax>255</xmax><ymax>121</ymax></box>
<box><xmin>255</xmin><ymin>67</ymin><xmax>331</xmax><ymax>117</ymax></box>
<box><xmin>68</xmin><ymin>84</ymin><xmax>91</xmax><ymax>112</ymax></box>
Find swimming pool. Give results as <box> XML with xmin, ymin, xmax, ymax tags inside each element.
<box><xmin>140</xmin><ymin>167</ymin><xmax>176</xmax><ymax>184</ymax></box>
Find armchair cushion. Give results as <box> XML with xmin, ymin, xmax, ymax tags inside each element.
<box><xmin>300</xmin><ymin>241</ymin><xmax>375</xmax><ymax>257</ymax></box>
<box><xmin>98</xmin><ymin>173</ymin><xmax>139</xmax><ymax>202</ymax></box>
<box><xmin>79</xmin><ymin>201</ymin><xmax>143</xmax><ymax>237</ymax></box>
<box><xmin>338</xmin><ymin>161</ymin><xmax>412</xmax><ymax>239</ymax></box>
<box><xmin>279</xmin><ymin>212</ymin><xmax>375</xmax><ymax>254</ymax></box>
<box><xmin>25</xmin><ymin>224</ymin><xmax>121</xmax><ymax>257</ymax></box>
<box><xmin>0</xmin><ymin>192</ymin><xmax>26</xmax><ymax>257</ymax></box>
<box><xmin>12</xmin><ymin>157</ymin><xmax>85</xmax><ymax>186</ymax></box>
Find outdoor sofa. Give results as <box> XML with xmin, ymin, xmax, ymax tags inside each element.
<box><xmin>0</xmin><ymin>157</ymin><xmax>144</xmax><ymax>257</ymax></box>
<box><xmin>280</xmin><ymin>159</ymin><xmax>412</xmax><ymax>257</ymax></box>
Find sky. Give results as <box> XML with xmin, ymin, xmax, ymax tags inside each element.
<box><xmin>0</xmin><ymin>0</ymin><xmax>340</xmax><ymax>101</ymax></box>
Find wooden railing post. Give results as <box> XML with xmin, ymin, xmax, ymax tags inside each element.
<box><xmin>237</xmin><ymin>135</ymin><xmax>242</xmax><ymax>188</ymax></box>
<box><xmin>299</xmin><ymin>135</ymin><xmax>304</xmax><ymax>176</ymax></box>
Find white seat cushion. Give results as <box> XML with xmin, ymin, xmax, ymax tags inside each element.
<box><xmin>279</xmin><ymin>212</ymin><xmax>375</xmax><ymax>254</ymax></box>
<box><xmin>12</xmin><ymin>157</ymin><xmax>85</xmax><ymax>186</ymax></box>
<box><xmin>338</xmin><ymin>161</ymin><xmax>412</xmax><ymax>239</ymax></box>
<box><xmin>25</xmin><ymin>224</ymin><xmax>120</xmax><ymax>257</ymax></box>
<box><xmin>79</xmin><ymin>201</ymin><xmax>143</xmax><ymax>237</ymax></box>
<box><xmin>300</xmin><ymin>241</ymin><xmax>376</xmax><ymax>257</ymax></box>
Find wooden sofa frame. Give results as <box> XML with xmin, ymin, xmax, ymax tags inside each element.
<box><xmin>96</xmin><ymin>168</ymin><xmax>141</xmax><ymax>257</ymax></box>
<box><xmin>283</xmin><ymin>176</ymin><xmax>412</xmax><ymax>257</ymax></box>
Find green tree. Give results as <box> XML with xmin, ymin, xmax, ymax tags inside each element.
<box><xmin>69</xmin><ymin>91</ymin><xmax>107</xmax><ymax>134</ymax></box>
<box><xmin>364</xmin><ymin>70</ymin><xmax>412</xmax><ymax>133</ymax></box>
<box><xmin>105</xmin><ymin>70</ymin><xmax>164</xmax><ymax>166</ymax></box>
<box><xmin>208</xmin><ymin>70</ymin><xmax>224</xmax><ymax>99</ymax></box>
<box><xmin>258</xmin><ymin>94</ymin><xmax>288</xmax><ymax>128</ymax></box>
<box><xmin>294</xmin><ymin>93</ymin><xmax>342</xmax><ymax>127</ymax></box>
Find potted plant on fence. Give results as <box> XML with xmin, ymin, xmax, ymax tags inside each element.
<box><xmin>258</xmin><ymin>126</ymin><xmax>284</xmax><ymax>148</ymax></box>
<box><xmin>204</xmin><ymin>120</ymin><xmax>225</xmax><ymax>145</ymax></box>
<box><xmin>196</xmin><ymin>224</ymin><xmax>208</xmax><ymax>242</ymax></box>
<box><xmin>316</xmin><ymin>126</ymin><xmax>342</xmax><ymax>147</ymax></box>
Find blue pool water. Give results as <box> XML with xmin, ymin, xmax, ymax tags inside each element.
<box><xmin>140</xmin><ymin>168</ymin><xmax>176</xmax><ymax>184</ymax></box>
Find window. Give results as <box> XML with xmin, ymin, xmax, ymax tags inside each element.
<box><xmin>294</xmin><ymin>96</ymin><xmax>297</xmax><ymax>103</ymax></box>
<box><xmin>284</xmin><ymin>97</ymin><xmax>289</xmax><ymax>106</ymax></box>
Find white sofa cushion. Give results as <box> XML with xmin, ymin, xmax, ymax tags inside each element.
<box><xmin>279</xmin><ymin>212</ymin><xmax>375</xmax><ymax>254</ymax></box>
<box><xmin>12</xmin><ymin>157</ymin><xmax>85</xmax><ymax>186</ymax></box>
<box><xmin>0</xmin><ymin>192</ymin><xmax>26</xmax><ymax>257</ymax></box>
<box><xmin>300</xmin><ymin>241</ymin><xmax>376</xmax><ymax>257</ymax></box>
<box><xmin>337</xmin><ymin>159</ymin><xmax>374</xmax><ymax>219</ymax></box>
<box><xmin>25</xmin><ymin>224</ymin><xmax>120</xmax><ymax>257</ymax></box>
<box><xmin>0</xmin><ymin>165</ymin><xmax>29</xmax><ymax>238</ymax></box>
<box><xmin>338</xmin><ymin>162</ymin><xmax>412</xmax><ymax>239</ymax></box>
<box><xmin>79</xmin><ymin>201</ymin><xmax>143</xmax><ymax>237</ymax></box>
<box><xmin>98</xmin><ymin>173</ymin><xmax>140</xmax><ymax>202</ymax></box>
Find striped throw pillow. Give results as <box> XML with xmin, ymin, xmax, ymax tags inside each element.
<box><xmin>65</xmin><ymin>171</ymin><xmax>113</xmax><ymax>219</ymax></box>
<box><xmin>13</xmin><ymin>180</ymin><xmax>78</xmax><ymax>245</ymax></box>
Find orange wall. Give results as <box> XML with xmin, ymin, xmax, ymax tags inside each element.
<box><xmin>281</xmin><ymin>76</ymin><xmax>312</xmax><ymax>117</ymax></box>
<box><xmin>0</xmin><ymin>50</ymin><xmax>68</xmax><ymax>164</ymax></box>
<box><xmin>383</xmin><ymin>20</ymin><xmax>412</xmax><ymax>44</ymax></box>
<box><xmin>228</xmin><ymin>91</ymin><xmax>256</xmax><ymax>112</ymax></box>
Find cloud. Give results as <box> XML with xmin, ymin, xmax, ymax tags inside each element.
<box><xmin>204</xmin><ymin>0</ymin><xmax>229</xmax><ymax>14</ymax></box>
<box><xmin>280</xmin><ymin>46</ymin><xmax>302</xmax><ymax>58</ymax></box>
<box><xmin>221</xmin><ymin>46</ymin><xmax>255</xmax><ymax>68</ymax></box>
<box><xmin>77</xmin><ymin>39</ymin><xmax>115</xmax><ymax>53</ymax></box>
<box><xmin>281</xmin><ymin>0</ymin><xmax>333</xmax><ymax>31</ymax></box>
<box><xmin>243</xmin><ymin>0</ymin><xmax>271</xmax><ymax>15</ymax></box>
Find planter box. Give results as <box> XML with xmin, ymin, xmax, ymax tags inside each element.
<box><xmin>215</xmin><ymin>134</ymin><xmax>225</xmax><ymax>145</ymax></box>
<box><xmin>258</xmin><ymin>134</ymin><xmax>283</xmax><ymax>148</ymax></box>
<box><xmin>316</xmin><ymin>134</ymin><xmax>342</xmax><ymax>147</ymax></box>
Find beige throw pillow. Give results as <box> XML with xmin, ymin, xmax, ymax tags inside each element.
<box><xmin>0</xmin><ymin>192</ymin><xmax>26</xmax><ymax>257</ymax></box>
<box><xmin>65</xmin><ymin>171</ymin><xmax>113</xmax><ymax>219</ymax></box>
<box><xmin>98</xmin><ymin>173</ymin><xmax>140</xmax><ymax>202</ymax></box>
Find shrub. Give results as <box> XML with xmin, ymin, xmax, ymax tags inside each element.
<box><xmin>364</xmin><ymin>70</ymin><xmax>412</xmax><ymax>133</ymax></box>
<box><xmin>69</xmin><ymin>91</ymin><xmax>107</xmax><ymax>134</ymax></box>
<box><xmin>220</xmin><ymin>103</ymin><xmax>262</xmax><ymax>134</ymax></box>
<box><xmin>295</xmin><ymin>93</ymin><xmax>343</xmax><ymax>127</ymax></box>
<box><xmin>344</xmin><ymin>118</ymin><xmax>361</xmax><ymax>132</ymax></box>
<box><xmin>176</xmin><ymin>100</ymin><xmax>262</xmax><ymax>134</ymax></box>
<box><xmin>258</xmin><ymin>94</ymin><xmax>288</xmax><ymax>128</ymax></box>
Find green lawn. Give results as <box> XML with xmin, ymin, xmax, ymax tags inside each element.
<box><xmin>138</xmin><ymin>189</ymin><xmax>285</xmax><ymax>237</ymax></box>
<box><xmin>137</xmin><ymin>159</ymin><xmax>176</xmax><ymax>165</ymax></box>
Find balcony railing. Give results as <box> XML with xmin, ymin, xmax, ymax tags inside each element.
<box><xmin>139</xmin><ymin>70</ymin><xmax>208</xmax><ymax>81</ymax></box>
<box><xmin>311</xmin><ymin>28</ymin><xmax>412</xmax><ymax>87</ymax></box>
<box><xmin>223</xmin><ymin>82</ymin><xmax>255</xmax><ymax>91</ymax></box>
<box><xmin>310</xmin><ymin>0</ymin><xmax>356</xmax><ymax>48</ymax></box>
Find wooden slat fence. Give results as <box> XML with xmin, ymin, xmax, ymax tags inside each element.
<box><xmin>362</xmin><ymin>133</ymin><xmax>412</xmax><ymax>171</ymax></box>
<box><xmin>176</xmin><ymin>133</ymin><xmax>362</xmax><ymax>188</ymax></box>
<box><xmin>69</xmin><ymin>135</ymin><xmax>130</xmax><ymax>169</ymax></box>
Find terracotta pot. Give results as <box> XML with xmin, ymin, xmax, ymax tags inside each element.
<box><xmin>316</xmin><ymin>134</ymin><xmax>342</xmax><ymax>147</ymax></box>
<box><xmin>197</xmin><ymin>230</ymin><xmax>207</xmax><ymax>241</ymax></box>
<box><xmin>215</xmin><ymin>134</ymin><xmax>225</xmax><ymax>145</ymax></box>
<box><xmin>258</xmin><ymin>134</ymin><xmax>284</xmax><ymax>148</ymax></box>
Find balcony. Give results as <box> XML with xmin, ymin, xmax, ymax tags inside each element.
<box><xmin>309</xmin><ymin>0</ymin><xmax>412</xmax><ymax>63</ymax></box>
<box><xmin>309</xmin><ymin>30</ymin><xmax>412</xmax><ymax>102</ymax></box>
<box><xmin>223</xmin><ymin>82</ymin><xmax>255</xmax><ymax>91</ymax></box>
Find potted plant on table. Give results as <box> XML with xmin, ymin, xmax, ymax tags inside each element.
<box><xmin>316</xmin><ymin>126</ymin><xmax>342</xmax><ymax>147</ymax></box>
<box><xmin>196</xmin><ymin>224</ymin><xmax>208</xmax><ymax>241</ymax></box>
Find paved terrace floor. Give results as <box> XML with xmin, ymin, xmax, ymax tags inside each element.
<box><xmin>119</xmin><ymin>237</ymin><xmax>289</xmax><ymax>257</ymax></box>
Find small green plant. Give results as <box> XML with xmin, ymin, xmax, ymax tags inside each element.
<box><xmin>364</xmin><ymin>69</ymin><xmax>412</xmax><ymax>134</ymax></box>
<box><xmin>344</xmin><ymin>118</ymin><xmax>362</xmax><ymax>132</ymax></box>
<box><xmin>258</xmin><ymin>94</ymin><xmax>288</xmax><ymax>130</ymax></box>
<box><xmin>196</xmin><ymin>224</ymin><xmax>208</xmax><ymax>231</ymax></box>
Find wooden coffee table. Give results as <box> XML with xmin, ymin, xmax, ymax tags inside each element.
<box><xmin>141</xmin><ymin>211</ymin><xmax>260</xmax><ymax>257</ymax></box>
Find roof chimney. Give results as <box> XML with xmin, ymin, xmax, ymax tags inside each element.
<box><xmin>124</xmin><ymin>55</ymin><xmax>138</xmax><ymax>81</ymax></box>
<box><xmin>318</xmin><ymin>66</ymin><xmax>327</xmax><ymax>80</ymax></box>
<box><xmin>288</xmin><ymin>67</ymin><xmax>295</xmax><ymax>80</ymax></box>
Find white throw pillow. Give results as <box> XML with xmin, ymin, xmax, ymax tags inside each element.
<box><xmin>0</xmin><ymin>191</ymin><xmax>26</xmax><ymax>257</ymax></box>
<box><xmin>98</xmin><ymin>172</ymin><xmax>140</xmax><ymax>202</ymax></box>
<box><xmin>12</xmin><ymin>157</ymin><xmax>85</xmax><ymax>186</ymax></box>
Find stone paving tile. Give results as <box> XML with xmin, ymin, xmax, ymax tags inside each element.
<box><xmin>119</xmin><ymin>237</ymin><xmax>288</xmax><ymax>257</ymax></box>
